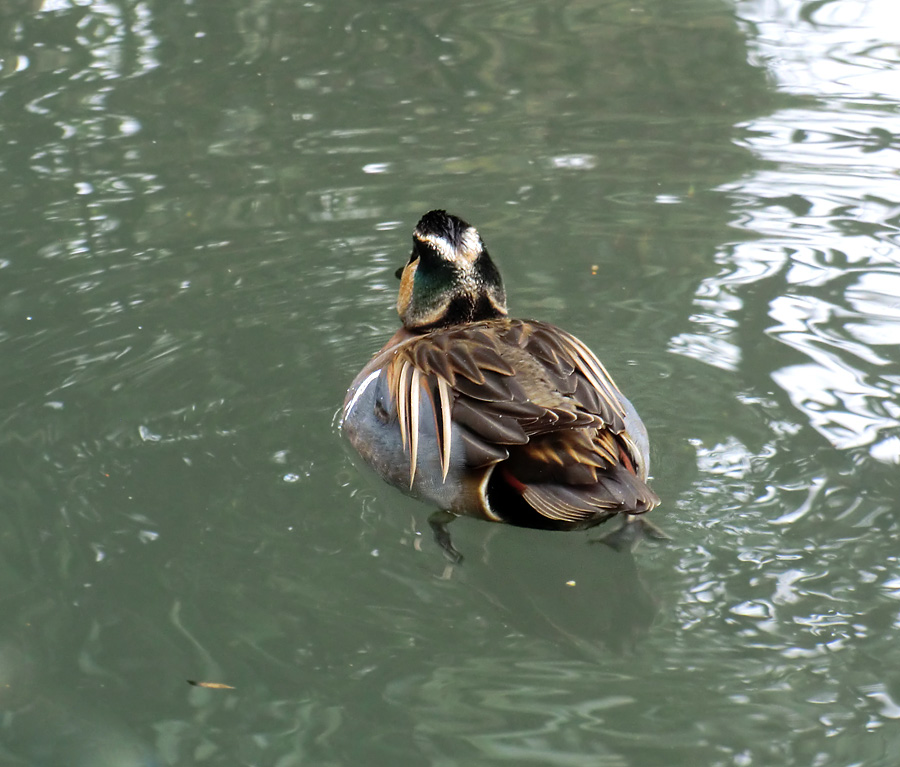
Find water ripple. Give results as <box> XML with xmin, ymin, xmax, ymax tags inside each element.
<box><xmin>672</xmin><ymin>1</ymin><xmax>900</xmax><ymax>465</ymax></box>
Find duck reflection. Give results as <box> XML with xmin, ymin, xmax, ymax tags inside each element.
<box><xmin>451</xmin><ymin>525</ymin><xmax>657</xmax><ymax>657</ymax></box>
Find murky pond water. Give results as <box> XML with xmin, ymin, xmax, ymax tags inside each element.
<box><xmin>1</xmin><ymin>1</ymin><xmax>899</xmax><ymax>765</ymax></box>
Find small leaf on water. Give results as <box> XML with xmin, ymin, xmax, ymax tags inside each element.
<box><xmin>187</xmin><ymin>680</ymin><xmax>235</xmax><ymax>690</ymax></box>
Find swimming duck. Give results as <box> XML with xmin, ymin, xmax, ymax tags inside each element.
<box><xmin>342</xmin><ymin>210</ymin><xmax>659</xmax><ymax>560</ymax></box>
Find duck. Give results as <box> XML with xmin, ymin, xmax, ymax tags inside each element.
<box><xmin>341</xmin><ymin>210</ymin><xmax>659</xmax><ymax>561</ymax></box>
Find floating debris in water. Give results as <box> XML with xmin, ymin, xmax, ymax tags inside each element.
<box><xmin>187</xmin><ymin>680</ymin><xmax>235</xmax><ymax>690</ymax></box>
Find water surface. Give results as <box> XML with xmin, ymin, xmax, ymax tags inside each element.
<box><xmin>1</xmin><ymin>0</ymin><xmax>899</xmax><ymax>765</ymax></box>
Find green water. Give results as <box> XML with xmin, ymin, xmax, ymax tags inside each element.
<box><xmin>1</xmin><ymin>1</ymin><xmax>899</xmax><ymax>765</ymax></box>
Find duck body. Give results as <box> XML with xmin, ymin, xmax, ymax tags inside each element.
<box><xmin>341</xmin><ymin>210</ymin><xmax>658</xmax><ymax>536</ymax></box>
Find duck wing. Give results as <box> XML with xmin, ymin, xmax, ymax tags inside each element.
<box><xmin>387</xmin><ymin>319</ymin><xmax>657</xmax><ymax>522</ymax></box>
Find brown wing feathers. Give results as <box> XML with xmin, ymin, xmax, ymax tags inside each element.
<box><xmin>388</xmin><ymin>319</ymin><xmax>654</xmax><ymax>521</ymax></box>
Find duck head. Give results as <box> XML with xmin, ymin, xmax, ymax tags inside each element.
<box><xmin>397</xmin><ymin>210</ymin><xmax>508</xmax><ymax>332</ymax></box>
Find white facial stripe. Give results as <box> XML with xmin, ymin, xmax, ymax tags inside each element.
<box><xmin>415</xmin><ymin>226</ymin><xmax>482</xmax><ymax>263</ymax></box>
<box><xmin>459</xmin><ymin>227</ymin><xmax>481</xmax><ymax>261</ymax></box>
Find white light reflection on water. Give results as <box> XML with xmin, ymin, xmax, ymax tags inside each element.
<box><xmin>672</xmin><ymin>0</ymin><xmax>900</xmax><ymax>462</ymax></box>
<box><xmin>43</xmin><ymin>0</ymin><xmax>160</xmax><ymax>78</ymax></box>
